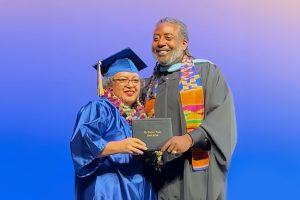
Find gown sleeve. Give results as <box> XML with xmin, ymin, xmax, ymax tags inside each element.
<box><xmin>190</xmin><ymin>63</ymin><xmax>237</xmax><ymax>168</ymax></box>
<box><xmin>70</xmin><ymin>100</ymin><xmax>112</xmax><ymax>178</ymax></box>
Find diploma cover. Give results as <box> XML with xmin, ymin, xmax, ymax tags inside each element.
<box><xmin>132</xmin><ymin>118</ymin><xmax>172</xmax><ymax>151</ymax></box>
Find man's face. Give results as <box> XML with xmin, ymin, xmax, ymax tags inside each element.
<box><xmin>152</xmin><ymin>22</ymin><xmax>187</xmax><ymax>66</ymax></box>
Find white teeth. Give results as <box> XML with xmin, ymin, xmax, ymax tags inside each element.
<box><xmin>158</xmin><ymin>50</ymin><xmax>168</xmax><ymax>55</ymax></box>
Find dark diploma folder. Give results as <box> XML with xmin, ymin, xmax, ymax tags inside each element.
<box><xmin>132</xmin><ymin>118</ymin><xmax>172</xmax><ymax>151</ymax></box>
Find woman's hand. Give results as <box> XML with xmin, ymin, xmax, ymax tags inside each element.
<box><xmin>99</xmin><ymin>138</ymin><xmax>147</xmax><ymax>157</ymax></box>
<box><xmin>117</xmin><ymin>138</ymin><xmax>147</xmax><ymax>155</ymax></box>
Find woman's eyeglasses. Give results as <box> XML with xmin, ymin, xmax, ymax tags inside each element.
<box><xmin>112</xmin><ymin>78</ymin><xmax>141</xmax><ymax>85</ymax></box>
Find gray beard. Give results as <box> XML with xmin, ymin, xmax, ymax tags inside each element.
<box><xmin>153</xmin><ymin>46</ymin><xmax>184</xmax><ymax>66</ymax></box>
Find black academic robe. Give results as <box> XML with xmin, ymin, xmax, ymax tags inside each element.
<box><xmin>144</xmin><ymin>60</ymin><xmax>236</xmax><ymax>200</ymax></box>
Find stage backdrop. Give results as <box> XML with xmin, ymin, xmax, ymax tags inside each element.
<box><xmin>1</xmin><ymin>0</ymin><xmax>299</xmax><ymax>199</ymax></box>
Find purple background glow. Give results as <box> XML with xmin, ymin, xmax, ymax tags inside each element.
<box><xmin>1</xmin><ymin>0</ymin><xmax>299</xmax><ymax>199</ymax></box>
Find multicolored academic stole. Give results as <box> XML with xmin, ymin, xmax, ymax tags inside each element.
<box><xmin>145</xmin><ymin>56</ymin><xmax>209</xmax><ymax>171</ymax></box>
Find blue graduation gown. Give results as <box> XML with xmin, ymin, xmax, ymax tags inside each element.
<box><xmin>70</xmin><ymin>98</ymin><xmax>156</xmax><ymax>200</ymax></box>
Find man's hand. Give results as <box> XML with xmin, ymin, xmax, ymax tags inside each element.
<box><xmin>161</xmin><ymin>134</ymin><xmax>193</xmax><ymax>154</ymax></box>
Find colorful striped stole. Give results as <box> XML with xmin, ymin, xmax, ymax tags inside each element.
<box><xmin>145</xmin><ymin>56</ymin><xmax>209</xmax><ymax>171</ymax></box>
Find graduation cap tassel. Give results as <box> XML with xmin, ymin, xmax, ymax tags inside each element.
<box><xmin>97</xmin><ymin>61</ymin><xmax>104</xmax><ymax>96</ymax></box>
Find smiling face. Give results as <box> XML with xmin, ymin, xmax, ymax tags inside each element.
<box><xmin>111</xmin><ymin>72</ymin><xmax>141</xmax><ymax>106</ymax></box>
<box><xmin>152</xmin><ymin>22</ymin><xmax>188</xmax><ymax>66</ymax></box>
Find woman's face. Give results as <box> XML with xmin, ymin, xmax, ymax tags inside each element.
<box><xmin>111</xmin><ymin>72</ymin><xmax>141</xmax><ymax>106</ymax></box>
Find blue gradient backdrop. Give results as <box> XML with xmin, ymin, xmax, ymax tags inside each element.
<box><xmin>1</xmin><ymin>0</ymin><xmax>299</xmax><ymax>199</ymax></box>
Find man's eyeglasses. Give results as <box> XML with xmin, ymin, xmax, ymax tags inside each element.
<box><xmin>112</xmin><ymin>78</ymin><xmax>141</xmax><ymax>85</ymax></box>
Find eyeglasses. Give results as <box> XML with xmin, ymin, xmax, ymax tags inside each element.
<box><xmin>112</xmin><ymin>78</ymin><xmax>141</xmax><ymax>85</ymax></box>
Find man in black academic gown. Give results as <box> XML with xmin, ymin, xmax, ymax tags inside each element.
<box><xmin>143</xmin><ymin>17</ymin><xmax>237</xmax><ymax>200</ymax></box>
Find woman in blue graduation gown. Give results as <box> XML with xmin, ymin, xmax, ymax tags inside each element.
<box><xmin>70</xmin><ymin>49</ymin><xmax>157</xmax><ymax>200</ymax></box>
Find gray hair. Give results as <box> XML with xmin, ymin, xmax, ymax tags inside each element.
<box><xmin>102</xmin><ymin>75</ymin><xmax>113</xmax><ymax>88</ymax></box>
<box><xmin>156</xmin><ymin>17</ymin><xmax>192</xmax><ymax>57</ymax></box>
